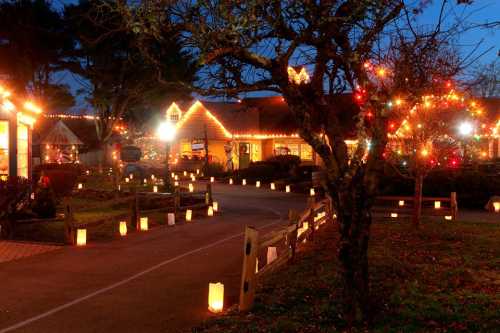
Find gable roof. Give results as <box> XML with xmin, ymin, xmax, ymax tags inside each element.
<box><xmin>40</xmin><ymin>120</ymin><xmax>83</xmax><ymax>145</ymax></box>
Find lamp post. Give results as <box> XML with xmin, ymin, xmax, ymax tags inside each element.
<box><xmin>458</xmin><ymin>121</ymin><xmax>473</xmax><ymax>163</ymax></box>
<box><xmin>157</xmin><ymin>121</ymin><xmax>176</xmax><ymax>191</ymax></box>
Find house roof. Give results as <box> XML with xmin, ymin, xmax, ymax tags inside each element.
<box><xmin>34</xmin><ymin>116</ymin><xmax>101</xmax><ymax>149</ymax></box>
<box><xmin>40</xmin><ymin>120</ymin><xmax>84</xmax><ymax>145</ymax></box>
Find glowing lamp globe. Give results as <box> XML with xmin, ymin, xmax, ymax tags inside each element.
<box><xmin>458</xmin><ymin>121</ymin><xmax>473</xmax><ymax>136</ymax></box>
<box><xmin>157</xmin><ymin>121</ymin><xmax>176</xmax><ymax>142</ymax></box>
<box><xmin>208</xmin><ymin>282</ymin><xmax>224</xmax><ymax>313</ymax></box>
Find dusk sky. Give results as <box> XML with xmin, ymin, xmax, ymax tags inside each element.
<box><xmin>53</xmin><ymin>0</ymin><xmax>499</xmax><ymax>112</ymax></box>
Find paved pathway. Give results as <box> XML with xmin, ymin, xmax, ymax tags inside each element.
<box><xmin>0</xmin><ymin>242</ymin><xmax>61</xmax><ymax>264</ymax></box>
<box><xmin>0</xmin><ymin>182</ymin><xmax>307</xmax><ymax>333</ymax></box>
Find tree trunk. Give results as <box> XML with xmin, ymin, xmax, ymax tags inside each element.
<box><xmin>337</xmin><ymin>188</ymin><xmax>372</xmax><ymax>326</ymax></box>
<box><xmin>412</xmin><ymin>173</ymin><xmax>423</xmax><ymax>227</ymax></box>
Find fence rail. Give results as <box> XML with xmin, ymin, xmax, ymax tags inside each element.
<box><xmin>373</xmin><ymin>192</ymin><xmax>458</xmax><ymax>220</ymax></box>
<box><xmin>239</xmin><ymin>196</ymin><xmax>333</xmax><ymax>312</ymax></box>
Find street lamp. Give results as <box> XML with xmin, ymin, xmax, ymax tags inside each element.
<box><xmin>458</xmin><ymin>121</ymin><xmax>473</xmax><ymax>163</ymax></box>
<box><xmin>157</xmin><ymin>121</ymin><xmax>176</xmax><ymax>190</ymax></box>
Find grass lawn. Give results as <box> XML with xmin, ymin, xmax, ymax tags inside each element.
<box><xmin>195</xmin><ymin>218</ymin><xmax>500</xmax><ymax>332</ymax></box>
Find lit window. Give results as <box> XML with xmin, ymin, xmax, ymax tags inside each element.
<box><xmin>17</xmin><ymin>123</ymin><xmax>28</xmax><ymax>178</ymax></box>
<box><xmin>300</xmin><ymin>144</ymin><xmax>313</xmax><ymax>161</ymax></box>
<box><xmin>0</xmin><ymin>121</ymin><xmax>8</xmax><ymax>176</ymax></box>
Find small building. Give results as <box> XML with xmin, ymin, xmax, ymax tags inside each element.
<box><xmin>40</xmin><ymin>120</ymin><xmax>83</xmax><ymax>163</ymax></box>
<box><xmin>137</xmin><ymin>96</ymin><xmax>359</xmax><ymax>170</ymax></box>
<box><xmin>0</xmin><ymin>85</ymin><xmax>42</xmax><ymax>180</ymax></box>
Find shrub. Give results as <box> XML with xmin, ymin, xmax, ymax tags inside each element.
<box><xmin>379</xmin><ymin>167</ymin><xmax>500</xmax><ymax>209</ymax></box>
<box><xmin>265</xmin><ymin>155</ymin><xmax>301</xmax><ymax>173</ymax></box>
<box><xmin>33</xmin><ymin>163</ymin><xmax>81</xmax><ymax>197</ymax></box>
<box><xmin>31</xmin><ymin>186</ymin><xmax>57</xmax><ymax>218</ymax></box>
<box><xmin>205</xmin><ymin>162</ymin><xmax>226</xmax><ymax>178</ymax></box>
<box><xmin>235</xmin><ymin>163</ymin><xmax>277</xmax><ymax>182</ymax></box>
<box><xmin>0</xmin><ymin>177</ymin><xmax>31</xmax><ymax>238</ymax></box>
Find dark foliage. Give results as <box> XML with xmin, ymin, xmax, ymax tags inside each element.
<box><xmin>31</xmin><ymin>186</ymin><xmax>57</xmax><ymax>218</ymax></box>
<box><xmin>34</xmin><ymin>163</ymin><xmax>81</xmax><ymax>197</ymax></box>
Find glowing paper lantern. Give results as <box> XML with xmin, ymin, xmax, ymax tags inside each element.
<box><xmin>256</xmin><ymin>181</ymin><xmax>261</xmax><ymax>188</ymax></box>
<box><xmin>444</xmin><ymin>215</ymin><xmax>452</xmax><ymax>220</ymax></box>
<box><xmin>208</xmin><ymin>206</ymin><xmax>214</xmax><ymax>216</ymax></box>
<box><xmin>86</xmin><ymin>170</ymin><xmax>90</xmax><ymax>175</ymax></box>
<box><xmin>196</xmin><ymin>169</ymin><xmax>200</xmax><ymax>175</ymax></box>
<box><xmin>270</xmin><ymin>182</ymin><xmax>275</xmax><ymax>190</ymax></box>
<box><xmin>398</xmin><ymin>200</ymin><xmax>404</xmax><ymax>206</ymax></box>
<box><xmin>191</xmin><ymin>175</ymin><xmax>196</xmax><ymax>181</ymax></box>
<box><xmin>167</xmin><ymin>213</ymin><xmax>175</xmax><ymax>226</ymax></box>
<box><xmin>175</xmin><ymin>175</ymin><xmax>179</xmax><ymax>181</ymax></box>
<box><xmin>140</xmin><ymin>217</ymin><xmax>148</xmax><ymax>231</ymax></box>
<box><xmin>171</xmin><ymin>172</ymin><xmax>175</xmax><ymax>178</ymax></box>
<box><xmin>143</xmin><ymin>178</ymin><xmax>147</xmax><ymax>184</ymax></box>
<box><xmin>242</xmin><ymin>179</ymin><xmax>246</xmax><ymax>186</ymax></box>
<box><xmin>493</xmin><ymin>202</ymin><xmax>500</xmax><ymax>213</ymax></box>
<box><xmin>267</xmin><ymin>247</ymin><xmax>277</xmax><ymax>264</ymax></box>
<box><xmin>210</xmin><ymin>176</ymin><xmax>215</xmax><ymax>183</ymax></box>
<box><xmin>151</xmin><ymin>174</ymin><xmax>155</xmax><ymax>180</ymax></box>
<box><xmin>118</xmin><ymin>185</ymin><xmax>121</xmax><ymax>191</ymax></box>
<box><xmin>208</xmin><ymin>282</ymin><xmax>224</xmax><ymax>313</ymax></box>
<box><xmin>189</xmin><ymin>183</ymin><xmax>194</xmax><ymax>192</ymax></box>
<box><xmin>183</xmin><ymin>171</ymin><xmax>187</xmax><ymax>176</ymax></box>
<box><xmin>229</xmin><ymin>178</ymin><xmax>233</xmax><ymax>185</ymax></box>
<box><xmin>129</xmin><ymin>174</ymin><xmax>133</xmax><ymax>180</ymax></box>
<box><xmin>77</xmin><ymin>183</ymin><xmax>83</xmax><ymax>190</ymax></box>
<box><xmin>286</xmin><ymin>185</ymin><xmax>291</xmax><ymax>193</ymax></box>
<box><xmin>153</xmin><ymin>185</ymin><xmax>158</xmax><ymax>193</ymax></box>
<box><xmin>76</xmin><ymin>229</ymin><xmax>86</xmax><ymax>246</ymax></box>
<box><xmin>434</xmin><ymin>201</ymin><xmax>441</xmax><ymax>209</ymax></box>
<box><xmin>125</xmin><ymin>177</ymin><xmax>130</xmax><ymax>183</ymax></box>
<box><xmin>119</xmin><ymin>221</ymin><xmax>127</xmax><ymax>236</ymax></box>
<box><xmin>185</xmin><ymin>209</ymin><xmax>192</xmax><ymax>222</ymax></box>
<box><xmin>213</xmin><ymin>201</ymin><xmax>219</xmax><ymax>212</ymax></box>
<box><xmin>310</xmin><ymin>188</ymin><xmax>315</xmax><ymax>196</ymax></box>
<box><xmin>174</xmin><ymin>181</ymin><xmax>179</xmax><ymax>187</ymax></box>
<box><xmin>390</xmin><ymin>213</ymin><xmax>398</xmax><ymax>218</ymax></box>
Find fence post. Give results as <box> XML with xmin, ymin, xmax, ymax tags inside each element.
<box><xmin>130</xmin><ymin>190</ymin><xmax>139</xmax><ymax>230</ymax></box>
<box><xmin>206</xmin><ymin>183</ymin><xmax>213</xmax><ymax>205</ymax></box>
<box><xmin>239</xmin><ymin>226</ymin><xmax>259</xmax><ymax>312</ymax></box>
<box><xmin>288</xmin><ymin>209</ymin><xmax>299</xmax><ymax>261</ymax></box>
<box><xmin>63</xmin><ymin>198</ymin><xmax>75</xmax><ymax>245</ymax></box>
<box><xmin>307</xmin><ymin>197</ymin><xmax>315</xmax><ymax>240</ymax></box>
<box><xmin>451</xmin><ymin>192</ymin><xmax>458</xmax><ymax>221</ymax></box>
<box><xmin>174</xmin><ymin>187</ymin><xmax>180</xmax><ymax>217</ymax></box>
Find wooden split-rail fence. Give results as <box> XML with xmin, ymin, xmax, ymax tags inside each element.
<box><xmin>239</xmin><ymin>196</ymin><xmax>334</xmax><ymax>312</ymax></box>
<box><xmin>373</xmin><ymin>192</ymin><xmax>458</xmax><ymax>220</ymax></box>
<box><xmin>13</xmin><ymin>184</ymin><xmax>214</xmax><ymax>245</ymax></box>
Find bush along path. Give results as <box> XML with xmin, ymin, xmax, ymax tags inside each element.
<box><xmin>194</xmin><ymin>219</ymin><xmax>500</xmax><ymax>332</ymax></box>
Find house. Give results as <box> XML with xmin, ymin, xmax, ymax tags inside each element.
<box><xmin>137</xmin><ymin>96</ymin><xmax>359</xmax><ymax>170</ymax></box>
<box><xmin>0</xmin><ymin>85</ymin><xmax>42</xmax><ymax>180</ymax></box>
<box><xmin>33</xmin><ymin>115</ymin><xmax>120</xmax><ymax>168</ymax></box>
